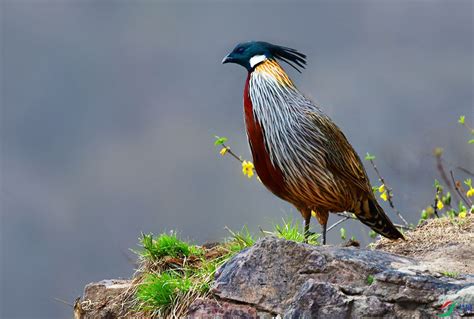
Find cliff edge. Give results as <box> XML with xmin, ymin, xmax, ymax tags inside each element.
<box><xmin>77</xmin><ymin>215</ymin><xmax>474</xmax><ymax>318</ymax></box>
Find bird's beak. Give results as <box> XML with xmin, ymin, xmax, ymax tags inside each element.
<box><xmin>222</xmin><ymin>54</ymin><xmax>235</xmax><ymax>64</ymax></box>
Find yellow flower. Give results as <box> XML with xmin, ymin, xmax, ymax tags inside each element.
<box><xmin>458</xmin><ymin>211</ymin><xmax>467</xmax><ymax>219</ymax></box>
<box><xmin>380</xmin><ymin>191</ymin><xmax>388</xmax><ymax>201</ymax></box>
<box><xmin>311</xmin><ymin>210</ymin><xmax>317</xmax><ymax>217</ymax></box>
<box><xmin>437</xmin><ymin>200</ymin><xmax>444</xmax><ymax>210</ymax></box>
<box><xmin>241</xmin><ymin>160</ymin><xmax>254</xmax><ymax>178</ymax></box>
<box><xmin>378</xmin><ymin>184</ymin><xmax>385</xmax><ymax>193</ymax></box>
<box><xmin>467</xmin><ymin>188</ymin><xmax>474</xmax><ymax>197</ymax></box>
<box><xmin>219</xmin><ymin>147</ymin><xmax>228</xmax><ymax>156</ymax></box>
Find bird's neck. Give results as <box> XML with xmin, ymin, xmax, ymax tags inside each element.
<box><xmin>252</xmin><ymin>59</ymin><xmax>295</xmax><ymax>89</ymax></box>
<box><xmin>247</xmin><ymin>59</ymin><xmax>306</xmax><ymax>121</ymax></box>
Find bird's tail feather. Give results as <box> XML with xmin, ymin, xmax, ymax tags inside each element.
<box><xmin>356</xmin><ymin>198</ymin><xmax>404</xmax><ymax>240</ymax></box>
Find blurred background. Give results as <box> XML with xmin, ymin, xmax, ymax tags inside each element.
<box><xmin>1</xmin><ymin>1</ymin><xmax>473</xmax><ymax>318</ymax></box>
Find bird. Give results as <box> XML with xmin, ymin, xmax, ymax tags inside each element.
<box><xmin>222</xmin><ymin>41</ymin><xmax>404</xmax><ymax>244</ymax></box>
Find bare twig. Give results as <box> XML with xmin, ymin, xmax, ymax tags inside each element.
<box><xmin>53</xmin><ymin>297</ymin><xmax>74</xmax><ymax>308</ymax></box>
<box><xmin>433</xmin><ymin>149</ymin><xmax>458</xmax><ymax>198</ymax></box>
<box><xmin>456</xmin><ymin>166</ymin><xmax>474</xmax><ymax>177</ymax></box>
<box><xmin>367</xmin><ymin>158</ymin><xmax>409</xmax><ymax>226</ymax></box>
<box><xmin>327</xmin><ymin>216</ymin><xmax>351</xmax><ymax>232</ymax></box>
<box><xmin>436</xmin><ymin>155</ymin><xmax>474</xmax><ymax>177</ymax></box>
<box><xmin>450</xmin><ymin>170</ymin><xmax>472</xmax><ymax>207</ymax></box>
<box><xmin>460</xmin><ymin>118</ymin><xmax>474</xmax><ymax>133</ymax></box>
<box><xmin>221</xmin><ymin>143</ymin><xmax>244</xmax><ymax>163</ymax></box>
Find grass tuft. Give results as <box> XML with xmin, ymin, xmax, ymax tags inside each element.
<box><xmin>140</xmin><ymin>233</ymin><xmax>201</xmax><ymax>260</ymax></box>
<box><xmin>225</xmin><ymin>226</ymin><xmax>256</xmax><ymax>252</ymax></box>
<box><xmin>137</xmin><ymin>272</ymin><xmax>192</xmax><ymax>310</ymax></box>
<box><xmin>270</xmin><ymin>218</ymin><xmax>320</xmax><ymax>245</ymax></box>
<box><xmin>126</xmin><ymin>219</ymin><xmax>319</xmax><ymax>317</ymax></box>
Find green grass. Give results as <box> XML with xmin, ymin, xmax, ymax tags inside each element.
<box><xmin>132</xmin><ymin>228</ymin><xmax>256</xmax><ymax>317</ymax></box>
<box><xmin>137</xmin><ymin>271</ymin><xmax>192</xmax><ymax>310</ymax></box>
<box><xmin>131</xmin><ymin>219</ymin><xmax>319</xmax><ymax>317</ymax></box>
<box><xmin>140</xmin><ymin>233</ymin><xmax>202</xmax><ymax>260</ymax></box>
<box><xmin>271</xmin><ymin>218</ymin><xmax>320</xmax><ymax>245</ymax></box>
<box><xmin>340</xmin><ymin>227</ymin><xmax>347</xmax><ymax>240</ymax></box>
<box><xmin>225</xmin><ymin>226</ymin><xmax>256</xmax><ymax>252</ymax></box>
<box><xmin>441</xmin><ymin>270</ymin><xmax>460</xmax><ymax>279</ymax></box>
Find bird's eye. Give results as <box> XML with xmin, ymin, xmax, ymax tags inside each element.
<box><xmin>235</xmin><ymin>47</ymin><xmax>245</xmax><ymax>53</ymax></box>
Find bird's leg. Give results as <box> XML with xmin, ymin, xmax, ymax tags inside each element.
<box><xmin>299</xmin><ymin>208</ymin><xmax>313</xmax><ymax>243</ymax></box>
<box><xmin>321</xmin><ymin>222</ymin><xmax>327</xmax><ymax>245</ymax></box>
<box><xmin>313</xmin><ymin>210</ymin><xmax>329</xmax><ymax>245</ymax></box>
<box><xmin>304</xmin><ymin>213</ymin><xmax>311</xmax><ymax>243</ymax></box>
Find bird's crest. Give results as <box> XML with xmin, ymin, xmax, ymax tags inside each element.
<box><xmin>223</xmin><ymin>41</ymin><xmax>307</xmax><ymax>73</ymax></box>
<box><xmin>266</xmin><ymin>43</ymin><xmax>307</xmax><ymax>73</ymax></box>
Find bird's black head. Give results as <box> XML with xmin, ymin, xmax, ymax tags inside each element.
<box><xmin>222</xmin><ymin>41</ymin><xmax>306</xmax><ymax>73</ymax></box>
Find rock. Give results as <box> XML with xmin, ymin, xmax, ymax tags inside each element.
<box><xmin>283</xmin><ymin>280</ymin><xmax>352</xmax><ymax>319</ymax></box>
<box><xmin>79</xmin><ymin>279</ymin><xmax>133</xmax><ymax>319</ymax></box>
<box><xmin>439</xmin><ymin>286</ymin><xmax>474</xmax><ymax>317</ymax></box>
<box><xmin>186</xmin><ymin>298</ymin><xmax>274</xmax><ymax>319</ymax></box>
<box><xmin>374</xmin><ymin>214</ymin><xmax>474</xmax><ymax>275</ymax></box>
<box><xmin>193</xmin><ymin>237</ymin><xmax>474</xmax><ymax>318</ymax></box>
<box><xmin>79</xmin><ymin>236</ymin><xmax>474</xmax><ymax>318</ymax></box>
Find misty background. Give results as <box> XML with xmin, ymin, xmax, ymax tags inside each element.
<box><xmin>1</xmin><ymin>1</ymin><xmax>473</xmax><ymax>318</ymax></box>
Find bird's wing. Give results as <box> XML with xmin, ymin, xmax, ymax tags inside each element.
<box><xmin>308</xmin><ymin>112</ymin><xmax>371</xmax><ymax>193</ymax></box>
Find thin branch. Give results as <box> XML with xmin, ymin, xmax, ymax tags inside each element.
<box><xmin>436</xmin><ymin>155</ymin><xmax>474</xmax><ymax>177</ymax></box>
<box><xmin>460</xmin><ymin>119</ymin><xmax>474</xmax><ymax>133</ymax></box>
<box><xmin>450</xmin><ymin>170</ymin><xmax>472</xmax><ymax>207</ymax></box>
<box><xmin>367</xmin><ymin>158</ymin><xmax>409</xmax><ymax>226</ymax></box>
<box><xmin>327</xmin><ymin>216</ymin><xmax>351</xmax><ymax>232</ymax></box>
<box><xmin>53</xmin><ymin>297</ymin><xmax>74</xmax><ymax>308</ymax></box>
<box><xmin>221</xmin><ymin>143</ymin><xmax>244</xmax><ymax>163</ymax></box>
<box><xmin>433</xmin><ymin>150</ymin><xmax>457</xmax><ymax>197</ymax></box>
<box><xmin>455</xmin><ymin>166</ymin><xmax>474</xmax><ymax>177</ymax></box>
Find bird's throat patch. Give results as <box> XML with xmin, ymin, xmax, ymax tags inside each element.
<box><xmin>250</xmin><ymin>55</ymin><xmax>267</xmax><ymax>68</ymax></box>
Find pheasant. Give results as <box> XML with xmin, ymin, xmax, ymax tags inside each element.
<box><xmin>222</xmin><ymin>41</ymin><xmax>403</xmax><ymax>244</ymax></box>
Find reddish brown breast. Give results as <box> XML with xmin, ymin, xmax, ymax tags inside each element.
<box><xmin>243</xmin><ymin>73</ymin><xmax>287</xmax><ymax>200</ymax></box>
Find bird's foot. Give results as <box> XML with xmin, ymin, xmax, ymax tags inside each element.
<box><xmin>303</xmin><ymin>231</ymin><xmax>316</xmax><ymax>244</ymax></box>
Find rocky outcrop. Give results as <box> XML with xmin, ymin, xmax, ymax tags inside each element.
<box><xmin>191</xmin><ymin>237</ymin><xmax>474</xmax><ymax>318</ymax></box>
<box><xmin>79</xmin><ymin>237</ymin><xmax>474</xmax><ymax>318</ymax></box>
